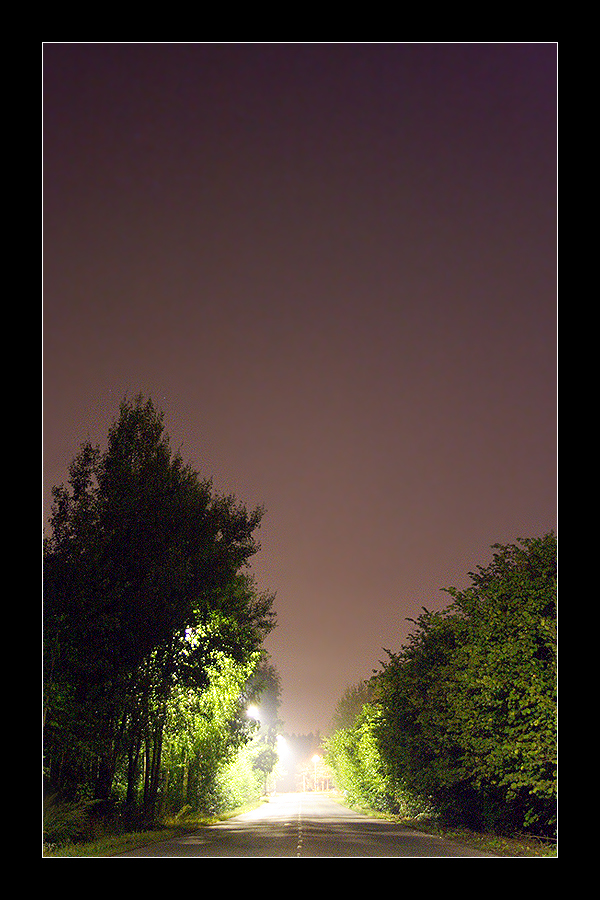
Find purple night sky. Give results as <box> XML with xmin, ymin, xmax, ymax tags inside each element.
<box><xmin>43</xmin><ymin>43</ymin><xmax>557</xmax><ymax>735</ymax></box>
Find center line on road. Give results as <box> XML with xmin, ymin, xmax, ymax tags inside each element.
<box><xmin>296</xmin><ymin>795</ymin><xmax>303</xmax><ymax>857</ymax></box>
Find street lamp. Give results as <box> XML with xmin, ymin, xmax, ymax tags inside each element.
<box><xmin>246</xmin><ymin>704</ymin><xmax>260</xmax><ymax>721</ymax></box>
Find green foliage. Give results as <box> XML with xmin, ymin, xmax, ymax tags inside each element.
<box><xmin>213</xmin><ymin>735</ymin><xmax>278</xmax><ymax>811</ymax></box>
<box><xmin>375</xmin><ymin>607</ymin><xmax>478</xmax><ymax>824</ymax></box>
<box><xmin>325</xmin><ymin>695</ymin><xmax>392</xmax><ymax>813</ymax></box>
<box><xmin>214</xmin><ymin>745</ymin><xmax>263</xmax><ymax>810</ymax></box>
<box><xmin>442</xmin><ymin>533</ymin><xmax>557</xmax><ymax>831</ymax></box>
<box><xmin>330</xmin><ymin>680</ymin><xmax>375</xmax><ymax>732</ymax></box>
<box><xmin>43</xmin><ymin>395</ymin><xmax>276</xmax><ymax>819</ymax></box>
<box><xmin>326</xmin><ymin>534</ymin><xmax>557</xmax><ymax>836</ymax></box>
<box><xmin>43</xmin><ymin>794</ymin><xmax>98</xmax><ymax>849</ymax></box>
<box><xmin>160</xmin><ymin>625</ymin><xmax>262</xmax><ymax>814</ymax></box>
<box><xmin>325</xmin><ymin>698</ymin><xmax>427</xmax><ymax>818</ymax></box>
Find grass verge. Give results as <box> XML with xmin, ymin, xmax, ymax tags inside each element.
<box><xmin>405</xmin><ymin>819</ymin><xmax>557</xmax><ymax>857</ymax></box>
<box><xmin>43</xmin><ymin>798</ymin><xmax>267</xmax><ymax>858</ymax></box>
<box><xmin>330</xmin><ymin>795</ymin><xmax>556</xmax><ymax>857</ymax></box>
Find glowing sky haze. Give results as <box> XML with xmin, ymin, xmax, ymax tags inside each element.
<box><xmin>43</xmin><ymin>43</ymin><xmax>557</xmax><ymax>735</ymax></box>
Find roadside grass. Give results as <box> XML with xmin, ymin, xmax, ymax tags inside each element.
<box><xmin>332</xmin><ymin>796</ymin><xmax>556</xmax><ymax>858</ymax></box>
<box><xmin>356</xmin><ymin>808</ymin><xmax>558</xmax><ymax>859</ymax></box>
<box><xmin>43</xmin><ymin>827</ymin><xmax>187</xmax><ymax>857</ymax></box>
<box><xmin>43</xmin><ymin>798</ymin><xmax>266</xmax><ymax>858</ymax></box>
<box><xmin>44</xmin><ymin>793</ymin><xmax>557</xmax><ymax>857</ymax></box>
<box><xmin>405</xmin><ymin>819</ymin><xmax>557</xmax><ymax>858</ymax></box>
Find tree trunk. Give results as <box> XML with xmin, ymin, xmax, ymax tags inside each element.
<box><xmin>126</xmin><ymin>732</ymin><xmax>142</xmax><ymax>806</ymax></box>
<box><xmin>143</xmin><ymin>724</ymin><xmax>164</xmax><ymax>822</ymax></box>
<box><xmin>95</xmin><ymin>750</ymin><xmax>116</xmax><ymax>803</ymax></box>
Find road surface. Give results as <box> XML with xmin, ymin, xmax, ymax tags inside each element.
<box><xmin>114</xmin><ymin>792</ymin><xmax>498</xmax><ymax>857</ymax></box>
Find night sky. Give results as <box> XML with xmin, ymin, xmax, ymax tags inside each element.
<box><xmin>43</xmin><ymin>43</ymin><xmax>557</xmax><ymax>736</ymax></box>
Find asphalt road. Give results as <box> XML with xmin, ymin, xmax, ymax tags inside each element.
<box><xmin>114</xmin><ymin>792</ymin><xmax>498</xmax><ymax>857</ymax></box>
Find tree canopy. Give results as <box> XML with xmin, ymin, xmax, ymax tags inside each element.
<box><xmin>325</xmin><ymin>533</ymin><xmax>557</xmax><ymax>836</ymax></box>
<box><xmin>44</xmin><ymin>395</ymin><xmax>276</xmax><ymax>817</ymax></box>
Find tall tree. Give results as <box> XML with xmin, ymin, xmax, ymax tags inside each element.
<box><xmin>44</xmin><ymin>395</ymin><xmax>273</xmax><ymax>808</ymax></box>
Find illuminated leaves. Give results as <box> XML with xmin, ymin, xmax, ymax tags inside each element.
<box><xmin>326</xmin><ymin>533</ymin><xmax>557</xmax><ymax>834</ymax></box>
<box><xmin>44</xmin><ymin>395</ymin><xmax>274</xmax><ymax>808</ymax></box>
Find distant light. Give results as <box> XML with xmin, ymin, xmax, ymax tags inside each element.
<box><xmin>247</xmin><ymin>704</ymin><xmax>260</xmax><ymax>720</ymax></box>
<box><xmin>276</xmin><ymin>735</ymin><xmax>288</xmax><ymax>757</ymax></box>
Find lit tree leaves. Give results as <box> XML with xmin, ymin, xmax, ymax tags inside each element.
<box><xmin>325</xmin><ymin>534</ymin><xmax>556</xmax><ymax>834</ymax></box>
<box><xmin>44</xmin><ymin>395</ymin><xmax>275</xmax><ymax>809</ymax></box>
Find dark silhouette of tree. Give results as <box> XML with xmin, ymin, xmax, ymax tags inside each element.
<box><xmin>44</xmin><ymin>395</ymin><xmax>274</xmax><ymax>814</ymax></box>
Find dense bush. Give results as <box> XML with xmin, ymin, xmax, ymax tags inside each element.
<box><xmin>325</xmin><ymin>704</ymin><xmax>391</xmax><ymax>811</ymax></box>
<box><xmin>326</xmin><ymin>534</ymin><xmax>557</xmax><ymax>836</ymax></box>
<box><xmin>43</xmin><ymin>794</ymin><xmax>98</xmax><ymax>849</ymax></box>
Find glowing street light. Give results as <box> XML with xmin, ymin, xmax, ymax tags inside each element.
<box><xmin>246</xmin><ymin>704</ymin><xmax>260</xmax><ymax>721</ymax></box>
